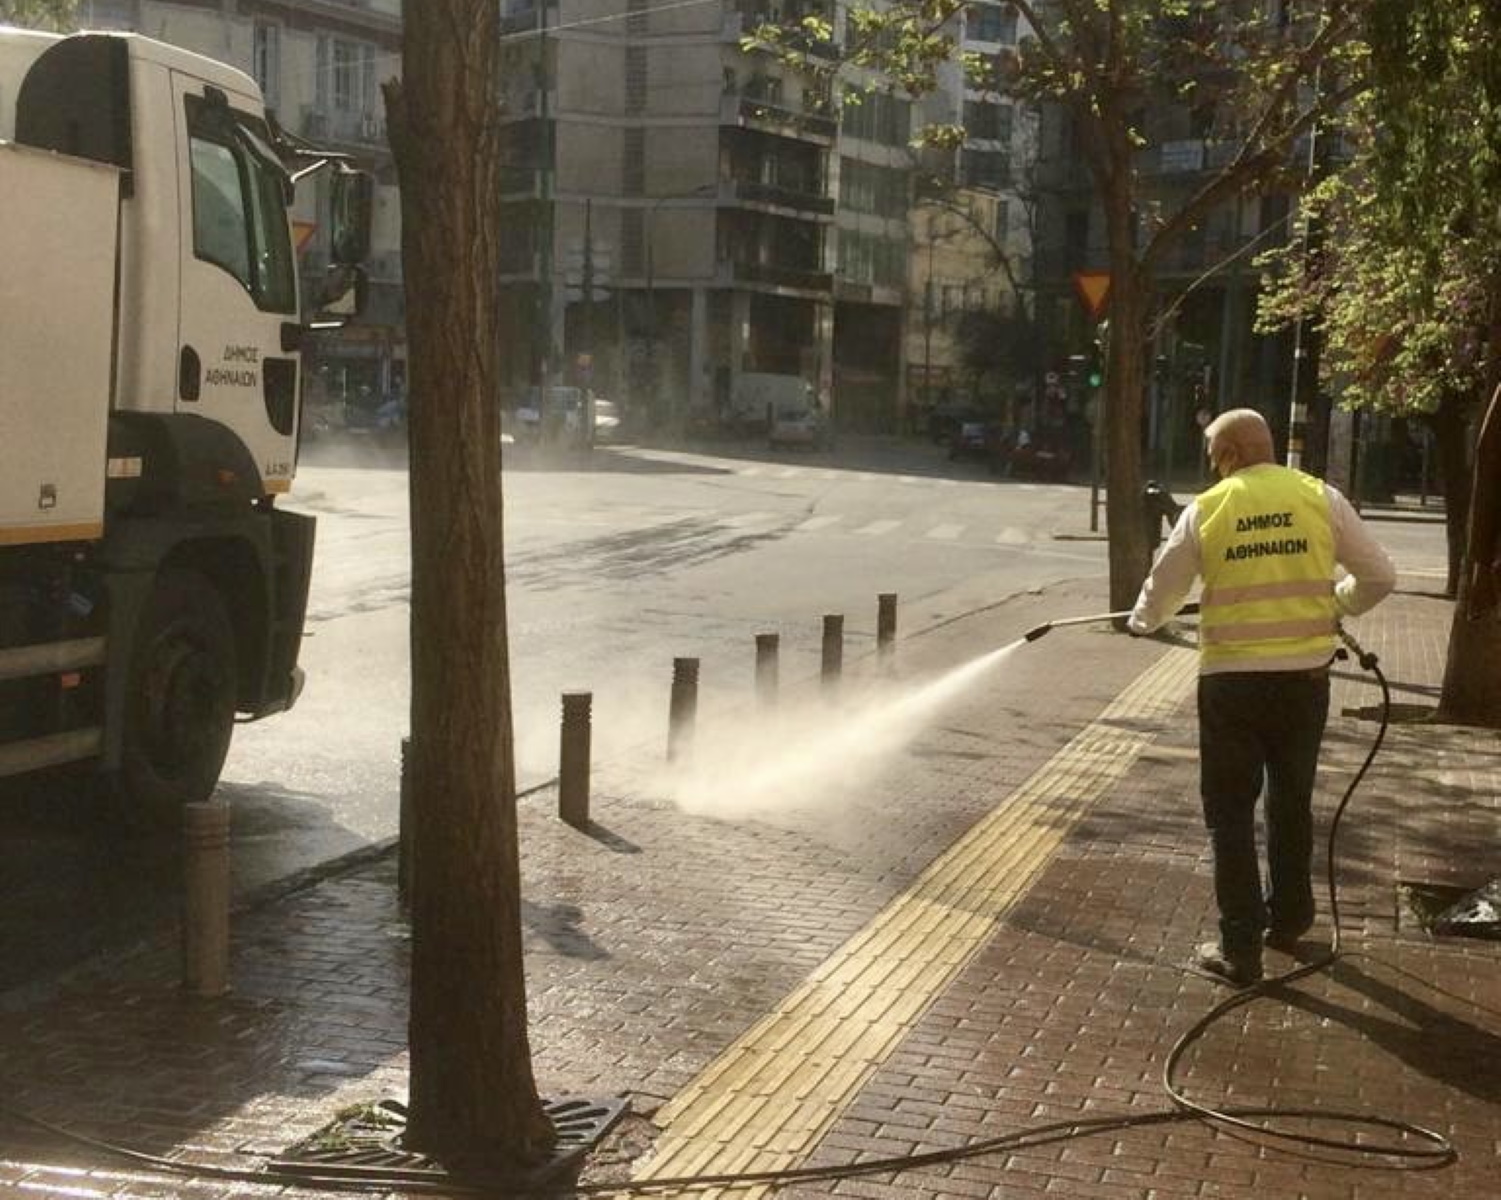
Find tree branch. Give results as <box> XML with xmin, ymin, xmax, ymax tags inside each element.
<box><xmin>1143</xmin><ymin>76</ymin><xmax>1366</xmax><ymax>273</ymax></box>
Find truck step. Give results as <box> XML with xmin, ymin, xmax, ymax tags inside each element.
<box><xmin>0</xmin><ymin>727</ymin><xmax>104</xmax><ymax>778</ymax></box>
<box><xmin>0</xmin><ymin>637</ymin><xmax>107</xmax><ymax>683</ymax></box>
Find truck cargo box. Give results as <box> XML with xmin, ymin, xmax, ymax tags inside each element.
<box><xmin>0</xmin><ymin>139</ymin><xmax>118</xmax><ymax>546</ymax></box>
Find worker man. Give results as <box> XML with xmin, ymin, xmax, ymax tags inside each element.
<box><xmin>1128</xmin><ymin>409</ymin><xmax>1396</xmax><ymax>987</ymax></box>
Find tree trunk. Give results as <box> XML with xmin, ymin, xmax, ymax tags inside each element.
<box><xmin>1426</xmin><ymin>390</ymin><xmax>1472</xmax><ymax>599</ymax></box>
<box><xmin>1103</xmin><ymin>254</ymin><xmax>1150</xmax><ymax>612</ymax></box>
<box><xmin>1438</xmin><ymin>381</ymin><xmax>1501</xmax><ymax>726</ymax></box>
<box><xmin>385</xmin><ymin>3</ymin><xmax>556</xmax><ymax>1169</ymax></box>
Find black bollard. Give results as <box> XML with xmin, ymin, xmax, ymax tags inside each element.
<box><xmin>668</xmin><ymin>657</ymin><xmax>699</xmax><ymax>762</ymax></box>
<box><xmin>755</xmin><ymin>633</ymin><xmax>780</xmax><ymax>707</ymax></box>
<box><xmin>877</xmin><ymin>593</ymin><xmax>898</xmax><ymax>657</ymax></box>
<box><xmin>559</xmin><ymin>692</ymin><xmax>593</xmax><ymax>827</ymax></box>
<box><xmin>821</xmin><ymin>614</ymin><xmax>844</xmax><ymax>692</ymax></box>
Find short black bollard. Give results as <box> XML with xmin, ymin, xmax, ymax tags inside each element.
<box><xmin>877</xmin><ymin>593</ymin><xmax>898</xmax><ymax>657</ymax></box>
<box><xmin>755</xmin><ymin>633</ymin><xmax>780</xmax><ymax>707</ymax></box>
<box><xmin>668</xmin><ymin>657</ymin><xmax>699</xmax><ymax>762</ymax></box>
<box><xmin>559</xmin><ymin>692</ymin><xmax>592</xmax><ymax>827</ymax></box>
<box><xmin>821</xmin><ymin>614</ymin><xmax>844</xmax><ymax>691</ymax></box>
<box><xmin>398</xmin><ymin>736</ymin><xmax>413</xmax><ymax>907</ymax></box>
<box><xmin>182</xmin><ymin>800</ymin><xmax>231</xmax><ymax>998</ymax></box>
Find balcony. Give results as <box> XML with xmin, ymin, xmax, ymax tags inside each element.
<box><xmin>499</xmin><ymin>2</ymin><xmax>538</xmax><ymax>34</ymax></box>
<box><xmin>499</xmin><ymin>166</ymin><xmax>544</xmax><ymax>199</ymax></box>
<box><xmin>726</xmin><ymin>178</ymin><xmax>835</xmax><ymax>219</ymax></box>
<box><xmin>300</xmin><ymin>106</ymin><xmax>387</xmax><ymax>147</ymax></box>
<box><xmin>720</xmin><ymin>258</ymin><xmax>833</xmax><ymax>293</ymax></box>
<box><xmin>720</xmin><ymin>93</ymin><xmax>837</xmax><ymax>145</ymax></box>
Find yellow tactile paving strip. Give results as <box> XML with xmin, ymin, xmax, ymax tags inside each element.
<box><xmin>635</xmin><ymin>645</ymin><xmax>1198</xmax><ymax>1195</ymax></box>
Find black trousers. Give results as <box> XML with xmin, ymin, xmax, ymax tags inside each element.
<box><xmin>1197</xmin><ymin>670</ymin><xmax>1330</xmax><ymax>954</ymax></box>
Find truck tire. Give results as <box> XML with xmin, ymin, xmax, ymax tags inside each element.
<box><xmin>115</xmin><ymin>569</ymin><xmax>237</xmax><ymax>826</ymax></box>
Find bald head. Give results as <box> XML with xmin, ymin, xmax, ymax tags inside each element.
<box><xmin>1204</xmin><ymin>408</ymin><xmax>1275</xmax><ymax>476</ymax></box>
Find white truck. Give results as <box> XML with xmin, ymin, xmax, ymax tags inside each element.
<box><xmin>0</xmin><ymin>29</ymin><xmax>371</xmax><ymax>822</ymax></box>
<box><xmin>727</xmin><ymin>372</ymin><xmax>818</xmax><ymax>436</ymax></box>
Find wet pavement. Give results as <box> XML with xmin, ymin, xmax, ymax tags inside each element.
<box><xmin>0</xmin><ymin>571</ymin><xmax>1497</xmax><ymax>1199</ymax></box>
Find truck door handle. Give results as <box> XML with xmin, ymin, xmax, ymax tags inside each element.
<box><xmin>179</xmin><ymin>345</ymin><xmax>202</xmax><ymax>401</ymax></box>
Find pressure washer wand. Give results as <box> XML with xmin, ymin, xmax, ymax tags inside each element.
<box><xmin>1022</xmin><ymin>602</ymin><xmax>1200</xmax><ymax>643</ymax></box>
<box><xmin>1022</xmin><ymin>611</ymin><xmax>1131</xmax><ymax>642</ymax></box>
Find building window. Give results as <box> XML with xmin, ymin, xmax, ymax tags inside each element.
<box><xmin>838</xmin><ymin>229</ymin><xmax>907</xmax><ymax>288</ymax></box>
<box><xmin>315</xmin><ymin>36</ymin><xmax>331</xmax><ymax>110</ymax></box>
<box><xmin>963</xmin><ymin>101</ymin><xmax>1012</xmax><ymax>144</ymax></box>
<box><xmin>841</xmin><ymin>90</ymin><xmax>911</xmax><ymax>148</ymax></box>
<box><xmin>967</xmin><ymin>3</ymin><xmax>1019</xmax><ymax>44</ymax></box>
<box><xmin>252</xmin><ymin>22</ymin><xmax>280</xmax><ymax>107</ymax></box>
<box><xmin>839</xmin><ymin>159</ymin><xmax>908</xmax><ymax>219</ymax></box>
<box><xmin>960</xmin><ymin>148</ymin><xmax>1009</xmax><ymax>189</ymax></box>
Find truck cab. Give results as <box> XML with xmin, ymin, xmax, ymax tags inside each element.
<box><xmin>0</xmin><ymin>30</ymin><xmax>371</xmax><ymax>822</ymax></box>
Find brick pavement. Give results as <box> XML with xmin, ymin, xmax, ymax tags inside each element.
<box><xmin>0</xmin><ymin>583</ymin><xmax>1497</xmax><ymax>1199</ymax></box>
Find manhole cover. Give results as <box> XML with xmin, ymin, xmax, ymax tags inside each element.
<box><xmin>272</xmin><ymin>1095</ymin><xmax>628</xmax><ymax>1189</ymax></box>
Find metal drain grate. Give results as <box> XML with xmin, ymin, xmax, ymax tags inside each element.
<box><xmin>272</xmin><ymin>1095</ymin><xmax>629</xmax><ymax>1189</ymax></box>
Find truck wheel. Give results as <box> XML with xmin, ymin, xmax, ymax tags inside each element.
<box><xmin>116</xmin><ymin>569</ymin><xmax>237</xmax><ymax>826</ymax></box>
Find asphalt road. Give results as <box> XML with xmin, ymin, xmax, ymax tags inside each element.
<box><xmin>0</xmin><ymin>434</ymin><xmax>1449</xmax><ymax>993</ymax></box>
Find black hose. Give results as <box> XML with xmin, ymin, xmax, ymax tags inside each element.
<box><xmin>0</xmin><ymin>634</ymin><xmax>1457</xmax><ymax>1195</ymax></box>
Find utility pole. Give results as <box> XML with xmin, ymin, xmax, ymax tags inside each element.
<box><xmin>923</xmin><ymin>213</ymin><xmax>936</xmax><ymax>423</ymax></box>
<box><xmin>535</xmin><ymin>16</ymin><xmax>555</xmax><ymax>389</ymax></box>
<box><xmin>1286</xmin><ymin>62</ymin><xmax>1324</xmax><ymax>473</ymax></box>
<box><xmin>582</xmin><ymin>198</ymin><xmax>594</xmax><ymax>373</ymax></box>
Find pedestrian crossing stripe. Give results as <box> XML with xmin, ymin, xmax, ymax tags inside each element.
<box><xmin>926</xmin><ymin>524</ymin><xmax>963</xmax><ymax>540</ymax></box>
<box><xmin>636</xmin><ymin>647</ymin><xmax>1199</xmax><ymax>1197</ymax></box>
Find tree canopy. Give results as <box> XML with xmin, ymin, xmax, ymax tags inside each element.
<box><xmin>0</xmin><ymin>0</ymin><xmax>75</xmax><ymax>30</ymax></box>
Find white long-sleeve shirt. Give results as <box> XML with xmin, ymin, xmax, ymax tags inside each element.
<box><xmin>1128</xmin><ymin>477</ymin><xmax>1397</xmax><ymax>673</ymax></box>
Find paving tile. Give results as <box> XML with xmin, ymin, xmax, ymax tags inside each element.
<box><xmin>0</xmin><ymin>589</ymin><xmax>1495</xmax><ymax>1199</ymax></box>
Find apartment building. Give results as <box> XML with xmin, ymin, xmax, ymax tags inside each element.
<box><xmin>906</xmin><ymin>0</ymin><xmax>1037</xmax><ymax>428</ymax></box>
<box><xmin>71</xmin><ymin>0</ymin><xmax>405</xmax><ymax>410</ymax></box>
<box><xmin>496</xmin><ymin>0</ymin><xmax>838</xmax><ymax>428</ymax></box>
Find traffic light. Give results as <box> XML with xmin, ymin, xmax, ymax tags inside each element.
<box><xmin>1086</xmin><ymin>344</ymin><xmax>1104</xmax><ymax>390</ymax></box>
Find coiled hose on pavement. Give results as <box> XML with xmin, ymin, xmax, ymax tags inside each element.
<box><xmin>0</xmin><ymin>626</ymin><xmax>1459</xmax><ymax>1195</ymax></box>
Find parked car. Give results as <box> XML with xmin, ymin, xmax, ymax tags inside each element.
<box><xmin>592</xmin><ymin>397</ymin><xmax>621</xmax><ymax>444</ymax></box>
<box><xmin>768</xmin><ymin>403</ymin><xmax>833</xmax><ymax>451</ymax></box>
<box><xmin>948</xmin><ymin>418</ymin><xmax>996</xmax><ymax>462</ymax></box>
<box><xmin>1009</xmin><ymin>438</ymin><xmax>1073</xmax><ymax>481</ymax></box>
<box><xmin>928</xmin><ymin>403</ymin><xmax>982</xmax><ymax>445</ymax></box>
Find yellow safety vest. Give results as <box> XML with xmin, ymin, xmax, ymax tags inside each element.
<box><xmin>1197</xmin><ymin>464</ymin><xmax>1338</xmax><ymax>668</ymax></box>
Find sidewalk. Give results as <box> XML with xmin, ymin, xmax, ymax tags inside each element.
<box><xmin>1</xmin><ymin>584</ymin><xmax>1497</xmax><ymax>1199</ymax></box>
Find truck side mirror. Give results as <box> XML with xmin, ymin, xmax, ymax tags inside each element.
<box><xmin>314</xmin><ymin>264</ymin><xmax>368</xmax><ymax>322</ymax></box>
<box><xmin>330</xmin><ymin>170</ymin><xmax>373</xmax><ymax>266</ymax></box>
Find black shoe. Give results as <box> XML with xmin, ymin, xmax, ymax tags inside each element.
<box><xmin>1264</xmin><ymin>922</ymin><xmax>1312</xmax><ymax>953</ymax></box>
<box><xmin>1194</xmin><ymin>941</ymin><xmax>1263</xmax><ymax>987</ymax></box>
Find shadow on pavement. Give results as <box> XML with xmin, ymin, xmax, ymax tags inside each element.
<box><xmin>1285</xmin><ymin>957</ymin><xmax>1501</xmax><ymax>1104</ymax></box>
<box><xmin>0</xmin><ymin>775</ymin><xmax>376</xmax><ymax>1001</ymax></box>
